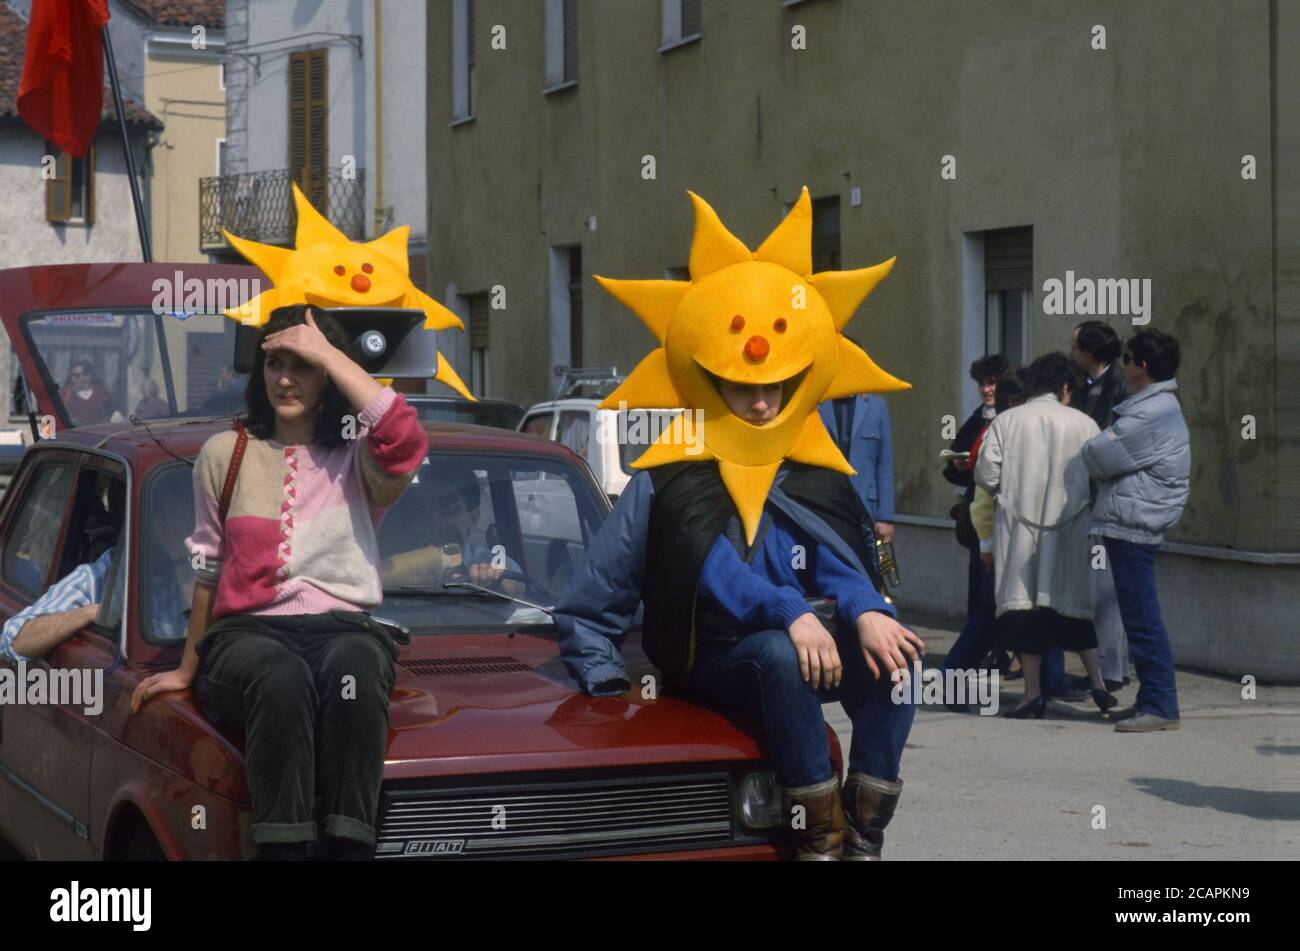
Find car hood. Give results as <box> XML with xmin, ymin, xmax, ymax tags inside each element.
<box><xmin>382</xmin><ymin>633</ymin><xmax>766</xmax><ymax>779</ymax></box>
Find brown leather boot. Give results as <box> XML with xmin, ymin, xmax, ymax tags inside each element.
<box><xmin>842</xmin><ymin>772</ymin><xmax>903</xmax><ymax>861</ymax></box>
<box><xmin>782</xmin><ymin>776</ymin><xmax>844</xmax><ymax>861</ymax></box>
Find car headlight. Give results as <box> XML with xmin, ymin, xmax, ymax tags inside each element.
<box><xmin>737</xmin><ymin>770</ymin><xmax>783</xmax><ymax>831</ymax></box>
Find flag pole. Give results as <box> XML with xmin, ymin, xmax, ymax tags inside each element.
<box><xmin>101</xmin><ymin>23</ymin><xmax>151</xmax><ymax>262</ymax></box>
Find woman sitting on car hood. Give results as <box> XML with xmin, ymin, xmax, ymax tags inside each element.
<box><xmin>131</xmin><ymin>303</ymin><xmax>428</xmax><ymax>861</ymax></box>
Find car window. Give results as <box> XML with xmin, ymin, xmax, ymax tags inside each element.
<box><xmin>375</xmin><ymin>452</ymin><xmax>604</xmax><ymax>633</ymax></box>
<box><xmin>19</xmin><ymin>309</ymin><xmax>243</xmax><ymax>426</ymax></box>
<box><xmin>557</xmin><ymin>411</ymin><xmax>591</xmax><ymax>456</ymax></box>
<box><xmin>521</xmin><ymin>412</ymin><xmax>554</xmax><ymax>438</ymax></box>
<box><xmin>138</xmin><ymin>464</ymin><xmax>195</xmax><ymax>645</ymax></box>
<box><xmin>58</xmin><ymin>465</ymin><xmax>128</xmax><ymax>637</ymax></box>
<box><xmin>2</xmin><ymin>463</ymin><xmax>75</xmax><ymax>597</ymax></box>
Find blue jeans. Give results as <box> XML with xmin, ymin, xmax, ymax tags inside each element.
<box><xmin>686</xmin><ymin>626</ymin><xmax>916</xmax><ymax>788</ymax></box>
<box><xmin>1103</xmin><ymin>537</ymin><xmax>1180</xmax><ymax>719</ymax></box>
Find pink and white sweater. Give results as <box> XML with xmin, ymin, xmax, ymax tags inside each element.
<box><xmin>187</xmin><ymin>387</ymin><xmax>428</xmax><ymax>620</ymax></box>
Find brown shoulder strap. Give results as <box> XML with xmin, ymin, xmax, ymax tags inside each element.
<box><xmin>219</xmin><ymin>423</ymin><xmax>249</xmax><ymax>524</ymax></box>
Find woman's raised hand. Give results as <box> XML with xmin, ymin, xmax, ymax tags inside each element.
<box><xmin>261</xmin><ymin>308</ymin><xmax>337</xmax><ymax>369</ymax></box>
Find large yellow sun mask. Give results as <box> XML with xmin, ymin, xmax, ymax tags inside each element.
<box><xmin>597</xmin><ymin>187</ymin><xmax>910</xmax><ymax>542</ymax></box>
<box><xmin>222</xmin><ymin>183</ymin><xmax>473</xmax><ymax>400</ymax></box>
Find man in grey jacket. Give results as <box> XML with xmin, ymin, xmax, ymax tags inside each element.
<box><xmin>1081</xmin><ymin>329</ymin><xmax>1190</xmax><ymax>732</ymax></box>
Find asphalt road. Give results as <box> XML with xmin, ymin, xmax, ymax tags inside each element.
<box><xmin>828</xmin><ymin>616</ymin><xmax>1298</xmax><ymax>861</ymax></box>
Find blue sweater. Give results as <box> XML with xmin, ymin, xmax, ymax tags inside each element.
<box><xmin>553</xmin><ymin>469</ymin><xmax>893</xmax><ymax>696</ymax></box>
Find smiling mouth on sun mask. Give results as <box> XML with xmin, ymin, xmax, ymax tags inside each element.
<box><xmin>700</xmin><ymin>364</ymin><xmax>811</xmax><ymax>425</ymax></box>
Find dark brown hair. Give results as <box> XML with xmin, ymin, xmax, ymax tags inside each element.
<box><xmin>241</xmin><ymin>304</ymin><xmax>361</xmax><ymax>447</ymax></box>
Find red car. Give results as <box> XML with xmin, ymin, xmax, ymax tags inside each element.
<box><xmin>0</xmin><ymin>263</ymin><xmax>841</xmax><ymax>861</ymax></box>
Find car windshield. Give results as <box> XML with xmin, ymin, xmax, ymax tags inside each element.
<box><xmin>410</xmin><ymin>400</ymin><xmax>524</xmax><ymax>430</ymax></box>
<box><xmin>16</xmin><ymin>309</ymin><xmax>244</xmax><ymax>426</ymax></box>
<box><xmin>141</xmin><ymin>452</ymin><xmax>605</xmax><ymax>642</ymax></box>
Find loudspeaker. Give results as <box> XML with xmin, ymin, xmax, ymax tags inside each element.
<box><xmin>233</xmin><ymin>308</ymin><xmax>439</xmax><ymax>379</ymax></box>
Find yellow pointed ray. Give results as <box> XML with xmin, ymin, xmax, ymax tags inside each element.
<box><xmin>223</xmin><ymin>231</ymin><xmax>294</xmax><ymax>283</ymax></box>
<box><xmin>688</xmin><ymin>191</ymin><xmax>753</xmax><ymax>281</ymax></box>
<box><xmin>718</xmin><ymin>459</ymin><xmax>783</xmax><ymax>545</ymax></box>
<box><xmin>367</xmin><ymin>226</ymin><xmax>413</xmax><ymax>275</ymax></box>
<box><xmin>786</xmin><ymin>411</ymin><xmax>857</xmax><ymax>474</ymax></box>
<box><xmin>292</xmin><ymin>183</ymin><xmax>351</xmax><ymax>247</ymax></box>
<box><xmin>823</xmin><ymin>336</ymin><xmax>911</xmax><ymax>398</ymax></box>
<box><xmin>599</xmin><ymin>349</ymin><xmax>682</xmax><ymax>410</ymax></box>
<box><xmin>808</xmin><ymin>257</ymin><xmax>896</xmax><ymax>331</ymax></box>
<box><xmin>434</xmin><ymin>352</ymin><xmax>474</xmax><ymax>400</ymax></box>
<box><xmin>629</xmin><ymin>429</ymin><xmax>716</xmax><ymax>470</ymax></box>
<box><xmin>754</xmin><ymin>186</ymin><xmax>812</xmax><ymax>276</ymax></box>
<box><xmin>407</xmin><ymin>287</ymin><xmax>465</xmax><ymax>331</ymax></box>
<box><xmin>227</xmin><ymin>286</ymin><xmax>281</xmax><ymax>325</ymax></box>
<box><xmin>593</xmin><ymin>276</ymin><xmax>689</xmax><ymax>344</ymax></box>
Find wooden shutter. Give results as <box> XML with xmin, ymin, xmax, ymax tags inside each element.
<box><xmin>288</xmin><ymin>49</ymin><xmax>329</xmax><ymax>211</ymax></box>
<box><xmin>46</xmin><ymin>148</ymin><xmax>71</xmax><ymax>222</ymax></box>
<box><xmin>984</xmin><ymin>226</ymin><xmax>1033</xmax><ymax>291</ymax></box>
<box><xmin>563</xmin><ymin>0</ymin><xmax>578</xmax><ymax>83</ymax></box>
<box><xmin>681</xmin><ymin>0</ymin><xmax>702</xmax><ymax>37</ymax></box>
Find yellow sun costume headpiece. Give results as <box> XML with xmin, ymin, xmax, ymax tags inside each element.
<box><xmin>596</xmin><ymin>187</ymin><xmax>910</xmax><ymax>543</ymax></box>
<box><xmin>222</xmin><ymin>183</ymin><xmax>474</xmax><ymax>400</ymax></box>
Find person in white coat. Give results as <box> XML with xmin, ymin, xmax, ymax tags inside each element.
<box><xmin>974</xmin><ymin>353</ymin><xmax>1118</xmax><ymax>719</ymax></box>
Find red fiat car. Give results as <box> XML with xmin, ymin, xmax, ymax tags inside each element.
<box><xmin>0</xmin><ymin>263</ymin><xmax>841</xmax><ymax>861</ymax></box>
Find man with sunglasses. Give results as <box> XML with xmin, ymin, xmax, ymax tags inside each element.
<box><xmin>1081</xmin><ymin>329</ymin><xmax>1190</xmax><ymax>733</ymax></box>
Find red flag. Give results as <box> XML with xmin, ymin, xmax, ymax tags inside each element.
<box><xmin>17</xmin><ymin>0</ymin><xmax>112</xmax><ymax>157</ymax></box>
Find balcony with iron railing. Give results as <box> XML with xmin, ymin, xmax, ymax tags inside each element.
<box><xmin>199</xmin><ymin>168</ymin><xmax>366</xmax><ymax>252</ymax></box>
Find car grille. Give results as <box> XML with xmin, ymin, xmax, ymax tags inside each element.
<box><xmin>374</xmin><ymin>771</ymin><xmax>735</xmax><ymax>859</ymax></box>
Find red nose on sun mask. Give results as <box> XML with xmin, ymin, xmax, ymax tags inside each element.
<box><xmin>351</xmin><ymin>273</ymin><xmax>371</xmax><ymax>293</ymax></box>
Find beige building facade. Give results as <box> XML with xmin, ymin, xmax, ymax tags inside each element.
<box><xmin>424</xmin><ymin>0</ymin><xmax>1298</xmax><ymax>678</ymax></box>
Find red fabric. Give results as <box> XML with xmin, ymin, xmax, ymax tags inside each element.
<box><xmin>17</xmin><ymin>0</ymin><xmax>110</xmax><ymax>157</ymax></box>
<box><xmin>965</xmin><ymin>420</ymin><xmax>994</xmax><ymax>469</ymax></box>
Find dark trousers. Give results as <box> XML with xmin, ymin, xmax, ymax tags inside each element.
<box><xmin>945</xmin><ymin>557</ymin><xmax>998</xmax><ymax>673</ymax></box>
<box><xmin>1103</xmin><ymin>537</ymin><xmax>1180</xmax><ymax>719</ymax></box>
<box><xmin>685</xmin><ymin>626</ymin><xmax>916</xmax><ymax>789</ymax></box>
<box><xmin>194</xmin><ymin>611</ymin><xmax>398</xmax><ymax>847</ymax></box>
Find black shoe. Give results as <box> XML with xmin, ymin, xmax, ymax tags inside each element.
<box><xmin>1091</xmin><ymin>687</ymin><xmax>1118</xmax><ymax>712</ymax></box>
<box><xmin>1104</xmin><ymin>677</ymin><xmax>1129</xmax><ymax>692</ymax></box>
<box><xmin>1003</xmin><ymin>695</ymin><xmax>1047</xmax><ymax>719</ymax></box>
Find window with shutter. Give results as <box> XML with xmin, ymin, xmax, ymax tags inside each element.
<box><xmin>681</xmin><ymin>0</ymin><xmax>702</xmax><ymax>37</ymax></box>
<box><xmin>288</xmin><ymin>49</ymin><xmax>329</xmax><ymax>213</ymax></box>
<box><xmin>467</xmin><ymin>291</ymin><xmax>490</xmax><ymax>396</ymax></box>
<box><xmin>983</xmin><ymin>226</ymin><xmax>1033</xmax><ymax>363</ymax></box>
<box><xmin>45</xmin><ymin>146</ymin><xmax>94</xmax><ymax>224</ymax></box>
<box><xmin>811</xmin><ymin>196</ymin><xmax>841</xmax><ymax>272</ymax></box>
<box><xmin>563</xmin><ymin>0</ymin><xmax>578</xmax><ymax>83</ymax></box>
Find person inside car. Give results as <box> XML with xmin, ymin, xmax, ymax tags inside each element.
<box><xmin>379</xmin><ymin>460</ymin><xmax>522</xmax><ymax>595</ymax></box>
<box><xmin>130</xmin><ymin>304</ymin><xmax>428</xmax><ymax>862</ymax></box>
<box><xmin>0</xmin><ymin>482</ymin><xmax>128</xmax><ymax>662</ymax></box>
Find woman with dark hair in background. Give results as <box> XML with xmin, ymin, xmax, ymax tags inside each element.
<box><xmin>974</xmin><ymin>353</ymin><xmax>1117</xmax><ymax>719</ymax></box>
<box><xmin>939</xmin><ymin>367</ymin><xmax>1027</xmax><ymax>707</ymax></box>
<box><xmin>130</xmin><ymin>303</ymin><xmax>428</xmax><ymax>860</ymax></box>
<box><xmin>944</xmin><ymin>355</ymin><xmax>1010</xmax><ymax>670</ymax></box>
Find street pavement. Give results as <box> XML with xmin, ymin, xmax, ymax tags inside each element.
<box><xmin>828</xmin><ymin>614</ymin><xmax>1298</xmax><ymax>861</ymax></box>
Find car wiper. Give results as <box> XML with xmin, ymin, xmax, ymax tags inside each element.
<box><xmin>393</xmin><ymin>583</ymin><xmax>554</xmax><ymax>617</ymax></box>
